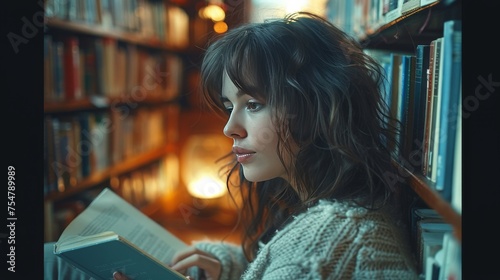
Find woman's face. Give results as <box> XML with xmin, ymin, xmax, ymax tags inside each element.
<box><xmin>221</xmin><ymin>72</ymin><xmax>290</xmax><ymax>183</ymax></box>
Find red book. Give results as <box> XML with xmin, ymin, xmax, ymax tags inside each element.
<box><xmin>63</xmin><ymin>36</ymin><xmax>82</xmax><ymax>100</ymax></box>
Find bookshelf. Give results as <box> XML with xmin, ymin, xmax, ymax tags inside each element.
<box><xmin>325</xmin><ymin>0</ymin><xmax>461</xmax><ymax>279</ymax></box>
<box><xmin>43</xmin><ymin>0</ymin><xmax>189</xmax><ymax>242</ymax></box>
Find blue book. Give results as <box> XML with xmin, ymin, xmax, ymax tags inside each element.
<box><xmin>434</xmin><ymin>20</ymin><xmax>462</xmax><ymax>201</ymax></box>
<box><xmin>412</xmin><ymin>45</ymin><xmax>430</xmax><ymax>161</ymax></box>
<box><xmin>78</xmin><ymin>112</ymin><xmax>91</xmax><ymax>178</ymax></box>
<box><xmin>55</xmin><ymin>233</ymin><xmax>186</xmax><ymax>280</ymax></box>
<box><xmin>399</xmin><ymin>54</ymin><xmax>416</xmax><ymax>160</ymax></box>
<box><xmin>389</xmin><ymin>53</ymin><xmax>403</xmax><ymax>158</ymax></box>
<box><xmin>54</xmin><ymin>188</ymin><xmax>188</xmax><ymax>280</ymax></box>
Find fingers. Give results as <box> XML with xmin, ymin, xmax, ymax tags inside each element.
<box><xmin>114</xmin><ymin>270</ymin><xmax>192</xmax><ymax>280</ymax></box>
<box><xmin>113</xmin><ymin>271</ymin><xmax>128</xmax><ymax>280</ymax></box>
<box><xmin>171</xmin><ymin>246</ymin><xmax>214</xmax><ymax>264</ymax></box>
<box><xmin>170</xmin><ymin>246</ymin><xmax>222</xmax><ymax>280</ymax></box>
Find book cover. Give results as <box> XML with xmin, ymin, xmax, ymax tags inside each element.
<box><xmin>434</xmin><ymin>20</ymin><xmax>462</xmax><ymax>201</ymax></box>
<box><xmin>410</xmin><ymin>207</ymin><xmax>441</xmax><ymax>250</ymax></box>
<box><xmin>415</xmin><ymin>220</ymin><xmax>453</xmax><ymax>274</ymax></box>
<box><xmin>424</xmin><ymin>37</ymin><xmax>443</xmax><ymax>181</ymax></box>
<box><xmin>55</xmin><ymin>232</ymin><xmax>186</xmax><ymax>280</ymax></box>
<box><xmin>56</xmin><ymin>119</ymin><xmax>73</xmax><ymax>191</ymax></box>
<box><xmin>102</xmin><ymin>37</ymin><xmax>117</xmax><ymax>96</ymax></box>
<box><xmin>421</xmin><ymin>40</ymin><xmax>434</xmax><ymax>176</ymax></box>
<box><xmin>420</xmin><ymin>230</ymin><xmax>445</xmax><ymax>276</ymax></box>
<box><xmin>437</xmin><ymin>231</ymin><xmax>461</xmax><ymax>280</ymax></box>
<box><xmin>383</xmin><ymin>0</ymin><xmax>402</xmax><ymax>23</ymax></box>
<box><xmin>53</xmin><ymin>39</ymin><xmax>65</xmax><ymax>101</ymax></box>
<box><xmin>78</xmin><ymin>112</ymin><xmax>94</xmax><ymax>178</ymax></box>
<box><xmin>388</xmin><ymin>53</ymin><xmax>403</xmax><ymax>158</ymax></box>
<box><xmin>450</xmin><ymin>97</ymin><xmax>461</xmax><ymax>214</ymax></box>
<box><xmin>80</xmin><ymin>38</ymin><xmax>99</xmax><ymax>97</ymax></box>
<box><xmin>54</xmin><ymin>188</ymin><xmax>189</xmax><ymax>280</ymax></box>
<box><xmin>401</xmin><ymin>0</ymin><xmax>421</xmax><ymax>15</ymax></box>
<box><xmin>63</xmin><ymin>36</ymin><xmax>82</xmax><ymax>100</ymax></box>
<box><xmin>428</xmin><ymin>37</ymin><xmax>443</xmax><ymax>183</ymax></box>
<box><xmin>44</xmin><ymin>115</ymin><xmax>58</xmax><ymax>195</ymax></box>
<box><xmin>400</xmin><ymin>54</ymin><xmax>417</xmax><ymax>161</ymax></box>
<box><xmin>412</xmin><ymin>45</ymin><xmax>430</xmax><ymax>166</ymax></box>
<box><xmin>93</xmin><ymin>38</ymin><xmax>105</xmax><ymax>97</ymax></box>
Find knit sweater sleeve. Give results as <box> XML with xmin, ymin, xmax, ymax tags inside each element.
<box><xmin>240</xmin><ymin>200</ymin><xmax>418</xmax><ymax>280</ymax></box>
<box><xmin>192</xmin><ymin>241</ymin><xmax>248</xmax><ymax>280</ymax></box>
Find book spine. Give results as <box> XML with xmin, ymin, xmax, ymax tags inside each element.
<box><xmin>44</xmin><ymin>116</ymin><xmax>58</xmax><ymax>195</ymax></box>
<box><xmin>53</xmin><ymin>40</ymin><xmax>65</xmax><ymax>101</ymax></box>
<box><xmin>421</xmin><ymin>41</ymin><xmax>434</xmax><ymax>177</ymax></box>
<box><xmin>402</xmin><ymin>55</ymin><xmax>416</xmax><ymax>162</ymax></box>
<box><xmin>428</xmin><ymin>37</ymin><xmax>443</xmax><ymax>183</ymax></box>
<box><xmin>412</xmin><ymin>45</ymin><xmax>430</xmax><ymax>168</ymax></box>
<box><xmin>389</xmin><ymin>53</ymin><xmax>402</xmax><ymax>158</ymax></box>
<box><xmin>102</xmin><ymin>37</ymin><xmax>117</xmax><ymax>96</ymax></box>
<box><xmin>78</xmin><ymin>112</ymin><xmax>91</xmax><ymax>178</ymax></box>
<box><xmin>63</xmin><ymin>36</ymin><xmax>82</xmax><ymax>100</ymax></box>
<box><xmin>434</xmin><ymin>20</ymin><xmax>462</xmax><ymax>201</ymax></box>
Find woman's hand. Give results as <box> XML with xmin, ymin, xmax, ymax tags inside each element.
<box><xmin>112</xmin><ymin>246</ymin><xmax>221</xmax><ymax>280</ymax></box>
<box><xmin>112</xmin><ymin>271</ymin><xmax>194</xmax><ymax>280</ymax></box>
<box><xmin>170</xmin><ymin>246</ymin><xmax>222</xmax><ymax>280</ymax></box>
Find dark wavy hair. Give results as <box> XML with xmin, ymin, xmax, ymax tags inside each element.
<box><xmin>200</xmin><ymin>12</ymin><xmax>404</xmax><ymax>260</ymax></box>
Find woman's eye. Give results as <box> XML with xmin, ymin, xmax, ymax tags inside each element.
<box><xmin>246</xmin><ymin>101</ymin><xmax>263</xmax><ymax>112</ymax></box>
<box><xmin>223</xmin><ymin>101</ymin><xmax>233</xmax><ymax>114</ymax></box>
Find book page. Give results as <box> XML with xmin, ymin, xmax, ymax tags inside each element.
<box><xmin>57</xmin><ymin>188</ymin><xmax>188</xmax><ymax>263</ymax></box>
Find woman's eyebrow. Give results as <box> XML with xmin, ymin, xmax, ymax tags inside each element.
<box><xmin>220</xmin><ymin>90</ymin><xmax>248</xmax><ymax>102</ymax></box>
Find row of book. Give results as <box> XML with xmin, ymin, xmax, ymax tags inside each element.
<box><xmin>43</xmin><ymin>105</ymin><xmax>179</xmax><ymax>195</ymax></box>
<box><xmin>44</xmin><ymin>0</ymin><xmax>189</xmax><ymax>47</ymax></box>
<box><xmin>46</xmin><ymin>155</ymin><xmax>178</xmax><ymax>241</ymax></box>
<box><xmin>44</xmin><ymin>34</ymin><xmax>184</xmax><ymax>103</ymax></box>
<box><xmin>410</xmin><ymin>207</ymin><xmax>461</xmax><ymax>279</ymax></box>
<box><xmin>326</xmin><ymin>0</ymin><xmax>443</xmax><ymax>40</ymax></box>
<box><xmin>367</xmin><ymin>19</ymin><xmax>461</xmax><ymax>211</ymax></box>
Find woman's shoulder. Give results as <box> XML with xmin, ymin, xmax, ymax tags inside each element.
<box><xmin>302</xmin><ymin>199</ymin><xmax>373</xmax><ymax>220</ymax></box>
<box><xmin>257</xmin><ymin>199</ymin><xmax>418</xmax><ymax>279</ymax></box>
<box><xmin>276</xmin><ymin>199</ymin><xmax>405</xmax><ymax>245</ymax></box>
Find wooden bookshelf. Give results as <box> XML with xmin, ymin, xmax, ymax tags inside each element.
<box><xmin>43</xmin><ymin>0</ymin><xmax>189</xmax><ymax>242</ymax></box>
<box><xmin>44</xmin><ymin>144</ymin><xmax>175</xmax><ymax>202</ymax></box>
<box><xmin>45</xmin><ymin>17</ymin><xmax>186</xmax><ymax>52</ymax></box>
<box><xmin>44</xmin><ymin>96</ymin><xmax>180</xmax><ymax>113</ymax></box>
<box><xmin>405</xmin><ymin>168</ymin><xmax>462</xmax><ymax>243</ymax></box>
<box><xmin>325</xmin><ymin>1</ymin><xmax>462</xmax><ymax>277</ymax></box>
<box><xmin>359</xmin><ymin>1</ymin><xmax>461</xmax><ymax>52</ymax></box>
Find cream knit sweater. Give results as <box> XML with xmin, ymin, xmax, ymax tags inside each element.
<box><xmin>194</xmin><ymin>199</ymin><xmax>419</xmax><ymax>280</ymax></box>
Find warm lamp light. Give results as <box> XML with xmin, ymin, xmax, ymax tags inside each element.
<box><xmin>213</xmin><ymin>21</ymin><xmax>228</xmax><ymax>33</ymax></box>
<box><xmin>187</xmin><ymin>175</ymin><xmax>226</xmax><ymax>199</ymax></box>
<box><xmin>198</xmin><ymin>4</ymin><xmax>225</xmax><ymax>22</ymax></box>
<box><xmin>181</xmin><ymin>134</ymin><xmax>232</xmax><ymax>200</ymax></box>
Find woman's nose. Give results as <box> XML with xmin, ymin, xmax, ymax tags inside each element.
<box><xmin>223</xmin><ymin>112</ymin><xmax>247</xmax><ymax>139</ymax></box>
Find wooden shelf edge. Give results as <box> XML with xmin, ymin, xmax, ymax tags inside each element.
<box><xmin>44</xmin><ymin>144</ymin><xmax>174</xmax><ymax>202</ymax></box>
<box><xmin>44</xmin><ymin>95</ymin><xmax>179</xmax><ymax>113</ymax></box>
<box><xmin>393</xmin><ymin>161</ymin><xmax>462</xmax><ymax>243</ymax></box>
<box><xmin>45</xmin><ymin>17</ymin><xmax>186</xmax><ymax>52</ymax></box>
<box><xmin>407</xmin><ymin>171</ymin><xmax>461</xmax><ymax>243</ymax></box>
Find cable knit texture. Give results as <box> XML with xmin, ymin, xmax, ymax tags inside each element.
<box><xmin>195</xmin><ymin>199</ymin><xmax>418</xmax><ymax>280</ymax></box>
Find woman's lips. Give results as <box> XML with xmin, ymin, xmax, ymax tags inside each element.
<box><xmin>233</xmin><ymin>146</ymin><xmax>255</xmax><ymax>163</ymax></box>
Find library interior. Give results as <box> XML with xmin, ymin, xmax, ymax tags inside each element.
<box><xmin>39</xmin><ymin>0</ymin><xmax>464</xmax><ymax>279</ymax></box>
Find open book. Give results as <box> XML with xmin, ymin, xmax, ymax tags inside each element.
<box><xmin>53</xmin><ymin>187</ymin><xmax>188</xmax><ymax>280</ymax></box>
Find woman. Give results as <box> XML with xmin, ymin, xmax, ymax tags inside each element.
<box><xmin>148</xmin><ymin>11</ymin><xmax>418</xmax><ymax>280</ymax></box>
<box><xmin>48</xmin><ymin>12</ymin><xmax>419</xmax><ymax>280</ymax></box>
